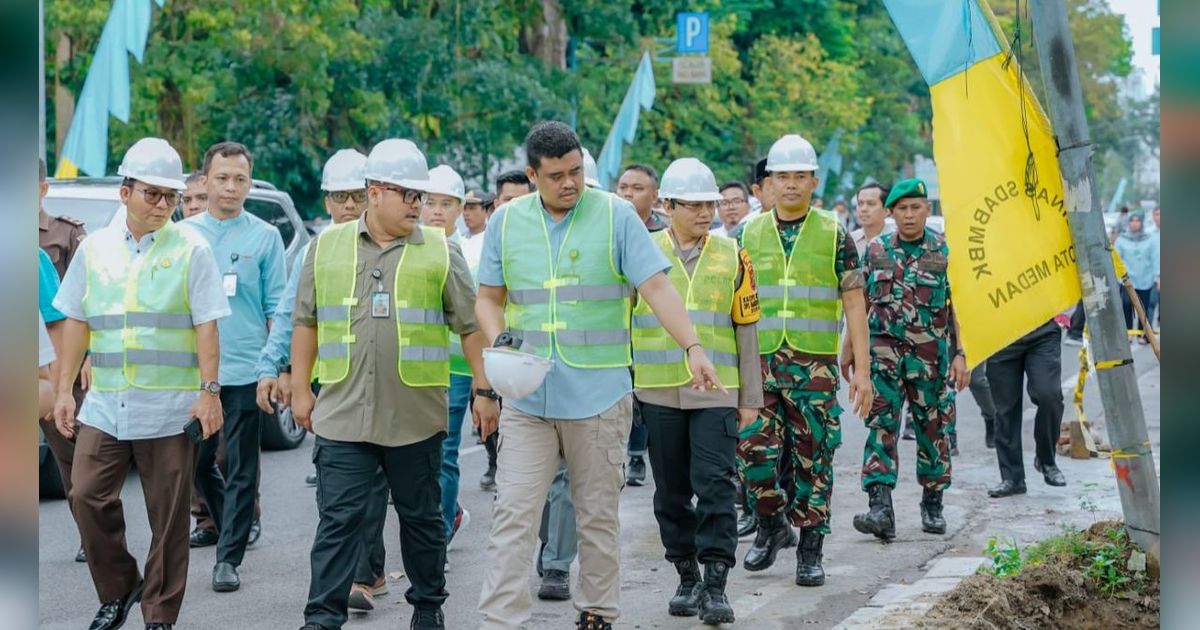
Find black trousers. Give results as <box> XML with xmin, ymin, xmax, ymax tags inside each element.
<box><xmin>305</xmin><ymin>434</ymin><xmax>447</xmax><ymax>629</ymax></box>
<box><xmin>1068</xmin><ymin>300</ymin><xmax>1086</xmax><ymax>339</ymax></box>
<box><xmin>194</xmin><ymin>383</ymin><xmax>262</xmax><ymax>567</ymax></box>
<box><xmin>353</xmin><ymin>469</ymin><xmax>389</xmax><ymax>584</ymax></box>
<box><xmin>986</xmin><ymin>321</ymin><xmax>1065</xmax><ymax>482</ymax></box>
<box><xmin>643</xmin><ymin>403</ymin><xmax>738</xmax><ymax>566</ymax></box>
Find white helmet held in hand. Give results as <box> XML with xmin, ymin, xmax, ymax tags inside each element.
<box><xmin>425</xmin><ymin>164</ymin><xmax>466</xmax><ymax>202</ymax></box>
<box><xmin>321</xmin><ymin>149</ymin><xmax>368</xmax><ymax>192</ymax></box>
<box><xmin>483</xmin><ymin>347</ymin><xmax>552</xmax><ymax>400</ymax></box>
<box><xmin>364</xmin><ymin>139</ymin><xmax>431</xmax><ymax>191</ymax></box>
<box><xmin>117</xmin><ymin>138</ymin><xmax>187</xmax><ymax>190</ymax></box>
<box><xmin>582</xmin><ymin>147</ymin><xmax>601</xmax><ymax>189</ymax></box>
<box><xmin>766</xmin><ymin>134</ymin><xmax>819</xmax><ymax>172</ymax></box>
<box><xmin>659</xmin><ymin>158</ymin><xmax>723</xmax><ymax>203</ymax></box>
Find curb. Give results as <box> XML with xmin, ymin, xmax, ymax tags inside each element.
<box><xmin>832</xmin><ymin>556</ymin><xmax>987</xmax><ymax>629</ymax></box>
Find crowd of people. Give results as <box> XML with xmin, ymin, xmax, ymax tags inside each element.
<box><xmin>36</xmin><ymin>120</ymin><xmax>1134</xmax><ymax>630</ymax></box>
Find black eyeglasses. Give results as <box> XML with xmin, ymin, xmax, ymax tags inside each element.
<box><xmin>133</xmin><ymin>185</ymin><xmax>180</xmax><ymax>207</ymax></box>
<box><xmin>374</xmin><ymin>183</ymin><xmax>427</xmax><ymax>205</ymax></box>
<box><xmin>328</xmin><ymin>190</ymin><xmax>368</xmax><ymax>204</ymax></box>
<box><xmin>718</xmin><ymin>198</ymin><xmax>747</xmax><ymax>209</ymax></box>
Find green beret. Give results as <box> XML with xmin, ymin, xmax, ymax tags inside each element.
<box><xmin>885</xmin><ymin>178</ymin><xmax>928</xmax><ymax>208</ymax></box>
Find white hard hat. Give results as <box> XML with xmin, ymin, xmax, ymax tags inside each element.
<box><xmin>425</xmin><ymin>164</ymin><xmax>466</xmax><ymax>202</ymax></box>
<box><xmin>582</xmin><ymin>148</ymin><xmax>600</xmax><ymax>189</ymax></box>
<box><xmin>482</xmin><ymin>348</ymin><xmax>552</xmax><ymax>400</ymax></box>
<box><xmin>659</xmin><ymin>158</ymin><xmax>723</xmax><ymax>203</ymax></box>
<box><xmin>766</xmin><ymin>134</ymin><xmax>819</xmax><ymax>172</ymax></box>
<box><xmin>364</xmin><ymin>139</ymin><xmax>431</xmax><ymax>191</ymax></box>
<box><xmin>117</xmin><ymin>138</ymin><xmax>187</xmax><ymax>190</ymax></box>
<box><xmin>321</xmin><ymin>149</ymin><xmax>368</xmax><ymax>192</ymax></box>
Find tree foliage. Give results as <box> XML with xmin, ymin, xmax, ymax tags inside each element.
<box><xmin>44</xmin><ymin>0</ymin><xmax>1149</xmax><ymax>217</ymax></box>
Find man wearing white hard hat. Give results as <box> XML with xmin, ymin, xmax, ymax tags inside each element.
<box><xmin>633</xmin><ymin>157</ymin><xmax>764</xmax><ymax>624</ymax></box>
<box><xmin>475</xmin><ymin>121</ymin><xmax>723</xmax><ymax>630</ymax></box>
<box><xmin>420</xmin><ymin>164</ymin><xmax>477</xmax><ymax>555</ymax></box>
<box><xmin>184</xmin><ymin>142</ymin><xmax>288</xmax><ymax>594</ymax></box>
<box><xmin>51</xmin><ymin>137</ymin><xmax>230</xmax><ymax>630</ymax></box>
<box><xmin>292</xmin><ymin>139</ymin><xmax>494</xmax><ymax>630</ymax></box>
<box><xmin>736</xmin><ymin>134</ymin><xmax>873</xmax><ymax>588</ymax></box>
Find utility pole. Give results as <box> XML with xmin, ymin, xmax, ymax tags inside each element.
<box><xmin>39</xmin><ymin>0</ymin><xmax>45</xmax><ymax>161</ymax></box>
<box><xmin>1029</xmin><ymin>0</ymin><xmax>1160</xmax><ymax>554</ymax></box>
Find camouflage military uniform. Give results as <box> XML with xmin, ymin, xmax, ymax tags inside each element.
<box><xmin>736</xmin><ymin>213</ymin><xmax>861</xmax><ymax>534</ymax></box>
<box><xmin>860</xmin><ymin>229</ymin><xmax>955</xmax><ymax>492</ymax></box>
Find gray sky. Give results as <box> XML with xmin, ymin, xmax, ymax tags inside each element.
<box><xmin>1106</xmin><ymin>0</ymin><xmax>1160</xmax><ymax>94</ymax></box>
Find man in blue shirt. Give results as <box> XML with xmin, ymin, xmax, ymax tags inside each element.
<box><xmin>185</xmin><ymin>141</ymin><xmax>287</xmax><ymax>593</ymax></box>
<box><xmin>474</xmin><ymin>122</ymin><xmax>724</xmax><ymax>630</ymax></box>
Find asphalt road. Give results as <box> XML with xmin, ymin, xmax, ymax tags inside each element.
<box><xmin>38</xmin><ymin>340</ymin><xmax>1160</xmax><ymax>629</ymax></box>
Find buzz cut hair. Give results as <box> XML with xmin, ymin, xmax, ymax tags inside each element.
<box><xmin>202</xmin><ymin>141</ymin><xmax>254</xmax><ymax>175</ymax></box>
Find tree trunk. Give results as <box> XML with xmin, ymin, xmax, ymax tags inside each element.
<box><xmin>53</xmin><ymin>31</ymin><xmax>73</xmax><ymax>158</ymax></box>
<box><xmin>521</xmin><ymin>0</ymin><xmax>567</xmax><ymax>70</ymax></box>
<box><xmin>158</xmin><ymin>78</ymin><xmax>186</xmax><ymax>165</ymax></box>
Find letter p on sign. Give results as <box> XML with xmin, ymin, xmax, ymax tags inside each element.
<box><xmin>676</xmin><ymin>12</ymin><xmax>709</xmax><ymax>54</ymax></box>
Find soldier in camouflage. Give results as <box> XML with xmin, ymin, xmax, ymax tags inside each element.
<box><xmin>736</xmin><ymin>135</ymin><xmax>874</xmax><ymax>588</ymax></box>
<box><xmin>851</xmin><ymin>179</ymin><xmax>969</xmax><ymax>541</ymax></box>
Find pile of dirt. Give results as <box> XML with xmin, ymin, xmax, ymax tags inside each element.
<box><xmin>919</xmin><ymin>522</ymin><xmax>1159</xmax><ymax>630</ymax></box>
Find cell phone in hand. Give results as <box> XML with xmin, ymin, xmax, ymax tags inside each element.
<box><xmin>183</xmin><ymin>417</ymin><xmax>204</xmax><ymax>444</ymax></box>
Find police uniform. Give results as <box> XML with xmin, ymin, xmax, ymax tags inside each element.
<box><xmin>854</xmin><ymin>179</ymin><xmax>955</xmax><ymax>539</ymax></box>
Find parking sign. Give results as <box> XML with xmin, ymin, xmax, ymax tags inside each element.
<box><xmin>676</xmin><ymin>13</ymin><xmax>709</xmax><ymax>53</ymax></box>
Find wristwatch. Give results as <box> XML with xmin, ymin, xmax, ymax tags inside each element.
<box><xmin>202</xmin><ymin>381</ymin><xmax>222</xmax><ymax>397</ymax></box>
<box><xmin>474</xmin><ymin>388</ymin><xmax>501</xmax><ymax>401</ymax></box>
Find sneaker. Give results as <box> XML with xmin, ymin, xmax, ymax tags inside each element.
<box><xmin>348</xmin><ymin>583</ymin><xmax>375</xmax><ymax>612</ymax></box>
<box><xmin>372</xmin><ymin>575</ymin><xmax>389</xmax><ymax>596</ymax></box>
<box><xmin>538</xmin><ymin>569</ymin><xmax>571</xmax><ymax>601</ymax></box>
<box><xmin>447</xmin><ymin>505</ymin><xmax>470</xmax><ymax>551</ymax></box>
<box><xmin>626</xmin><ymin>455</ymin><xmax>647</xmax><ymax>487</ymax></box>
<box><xmin>479</xmin><ymin>466</ymin><xmax>497</xmax><ymax>492</ymax></box>
<box><xmin>410</xmin><ymin>606</ymin><xmax>445</xmax><ymax>630</ymax></box>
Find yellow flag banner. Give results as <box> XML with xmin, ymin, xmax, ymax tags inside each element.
<box><xmin>885</xmin><ymin>0</ymin><xmax>1081</xmax><ymax>366</ymax></box>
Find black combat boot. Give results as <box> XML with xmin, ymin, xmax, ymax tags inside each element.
<box><xmin>698</xmin><ymin>562</ymin><xmax>735</xmax><ymax>625</ymax></box>
<box><xmin>668</xmin><ymin>558</ymin><xmax>703</xmax><ymax>617</ymax></box>
<box><xmin>742</xmin><ymin>513</ymin><xmax>797</xmax><ymax>572</ymax></box>
<box><xmin>852</xmin><ymin>484</ymin><xmax>895</xmax><ymax>541</ymax></box>
<box><xmin>920</xmin><ymin>488</ymin><xmax>947</xmax><ymax>534</ymax></box>
<box><xmin>794</xmin><ymin>528</ymin><xmax>826</xmax><ymax>587</ymax></box>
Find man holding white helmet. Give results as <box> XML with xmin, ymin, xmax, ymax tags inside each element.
<box><xmin>420</xmin><ymin>163</ymin><xmax>476</xmax><ymax>551</ymax></box>
<box><xmin>736</xmin><ymin>134</ymin><xmax>873</xmax><ymax>588</ymax></box>
<box><xmin>633</xmin><ymin>157</ymin><xmax>763</xmax><ymax>625</ymax></box>
<box><xmin>475</xmin><ymin>121</ymin><xmax>723</xmax><ymax>630</ymax></box>
<box><xmin>292</xmin><ymin>139</ymin><xmax>494</xmax><ymax>630</ymax></box>
<box><xmin>51</xmin><ymin>137</ymin><xmax>230</xmax><ymax>630</ymax></box>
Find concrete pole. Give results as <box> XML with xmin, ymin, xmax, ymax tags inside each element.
<box><xmin>1029</xmin><ymin>0</ymin><xmax>1160</xmax><ymax>553</ymax></box>
<box><xmin>39</xmin><ymin>0</ymin><xmax>45</xmax><ymax>161</ymax></box>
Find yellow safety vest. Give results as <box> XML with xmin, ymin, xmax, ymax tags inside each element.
<box><xmin>500</xmin><ymin>188</ymin><xmax>631</xmax><ymax>368</ymax></box>
<box><xmin>313</xmin><ymin>221</ymin><xmax>450</xmax><ymax>387</ymax></box>
<box><xmin>632</xmin><ymin>230</ymin><xmax>740</xmax><ymax>388</ymax></box>
<box><xmin>83</xmin><ymin>222</ymin><xmax>203</xmax><ymax>392</ymax></box>
<box><xmin>742</xmin><ymin>209</ymin><xmax>842</xmax><ymax>354</ymax></box>
<box><xmin>449</xmin><ymin>235</ymin><xmax>479</xmax><ymax>377</ymax></box>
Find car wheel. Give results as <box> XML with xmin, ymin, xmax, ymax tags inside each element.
<box><xmin>39</xmin><ymin>446</ymin><xmax>66</xmax><ymax>500</ymax></box>
<box><xmin>261</xmin><ymin>406</ymin><xmax>307</xmax><ymax>451</ymax></box>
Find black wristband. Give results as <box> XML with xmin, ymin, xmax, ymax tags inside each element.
<box><xmin>474</xmin><ymin>388</ymin><xmax>501</xmax><ymax>401</ymax></box>
<box><xmin>685</xmin><ymin>343</ymin><xmax>702</xmax><ymax>356</ymax></box>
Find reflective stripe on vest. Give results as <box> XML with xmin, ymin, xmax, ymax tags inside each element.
<box><xmin>82</xmin><ymin>222</ymin><xmax>201</xmax><ymax>392</ymax></box>
<box><xmin>500</xmin><ymin>188</ymin><xmax>631</xmax><ymax>368</ymax></box>
<box><xmin>631</xmin><ymin>231</ymin><xmax>740</xmax><ymax>389</ymax></box>
<box><xmin>313</xmin><ymin>222</ymin><xmax>450</xmax><ymax>387</ymax></box>
<box><xmin>742</xmin><ymin>210</ymin><xmax>842</xmax><ymax>355</ymax></box>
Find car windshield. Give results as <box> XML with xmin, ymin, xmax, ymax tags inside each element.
<box><xmin>42</xmin><ymin>197</ymin><xmax>122</xmax><ymax>235</ymax></box>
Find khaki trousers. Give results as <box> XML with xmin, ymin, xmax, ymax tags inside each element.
<box><xmin>478</xmin><ymin>395</ymin><xmax>632</xmax><ymax>629</ymax></box>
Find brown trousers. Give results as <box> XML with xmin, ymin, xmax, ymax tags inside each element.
<box><xmin>71</xmin><ymin>425</ymin><xmax>196</xmax><ymax>624</ymax></box>
<box><xmin>190</xmin><ymin>427</ymin><xmax>262</xmax><ymax>531</ymax></box>
<box><xmin>41</xmin><ymin>385</ymin><xmax>87</xmax><ymax>502</ymax></box>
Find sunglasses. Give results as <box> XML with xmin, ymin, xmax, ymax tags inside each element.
<box><xmin>133</xmin><ymin>185</ymin><xmax>180</xmax><ymax>207</ymax></box>
<box><xmin>328</xmin><ymin>190</ymin><xmax>368</xmax><ymax>204</ymax></box>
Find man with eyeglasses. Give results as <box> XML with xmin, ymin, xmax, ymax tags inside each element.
<box><xmin>51</xmin><ymin>137</ymin><xmax>229</xmax><ymax>630</ymax></box>
<box><xmin>293</xmin><ymin>139</ymin><xmax>493</xmax><ymax>630</ymax></box>
<box><xmin>185</xmin><ymin>141</ymin><xmax>288</xmax><ymax>594</ymax></box>
<box><xmin>712</xmin><ymin>181</ymin><xmax>752</xmax><ymax>239</ymax></box>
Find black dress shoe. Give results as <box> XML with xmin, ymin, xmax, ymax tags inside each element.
<box><xmin>189</xmin><ymin>527</ymin><xmax>218</xmax><ymax>548</ymax></box>
<box><xmin>987</xmin><ymin>479</ymin><xmax>1027</xmax><ymax>498</ymax></box>
<box><xmin>736</xmin><ymin>512</ymin><xmax>758</xmax><ymax>540</ymax></box>
<box><xmin>88</xmin><ymin>580</ymin><xmax>143</xmax><ymax>630</ymax></box>
<box><xmin>1034</xmin><ymin>459</ymin><xmax>1067</xmax><ymax>486</ymax></box>
<box><xmin>212</xmin><ymin>561</ymin><xmax>241</xmax><ymax>592</ymax></box>
<box><xmin>247</xmin><ymin>519</ymin><xmax>262</xmax><ymax>546</ymax></box>
<box><xmin>76</xmin><ymin>545</ymin><xmax>87</xmax><ymax>563</ymax></box>
<box><xmin>145</xmin><ymin>624</ymin><xmax>173</xmax><ymax>629</ymax></box>
<box><xmin>305</xmin><ymin>472</ymin><xmax>317</xmax><ymax>486</ymax></box>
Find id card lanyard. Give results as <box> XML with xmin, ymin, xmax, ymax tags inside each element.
<box><xmin>370</xmin><ymin>268</ymin><xmax>390</xmax><ymax>319</ymax></box>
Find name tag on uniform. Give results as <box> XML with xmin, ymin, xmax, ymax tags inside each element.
<box><xmin>371</xmin><ymin>292</ymin><xmax>391</xmax><ymax>319</ymax></box>
<box><xmin>223</xmin><ymin>273</ymin><xmax>238</xmax><ymax>297</ymax></box>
